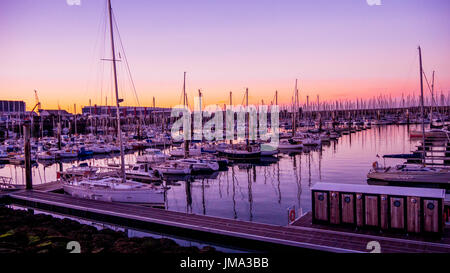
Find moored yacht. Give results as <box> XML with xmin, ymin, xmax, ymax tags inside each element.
<box><xmin>63</xmin><ymin>177</ymin><xmax>165</xmax><ymax>204</ymax></box>
<box><xmin>58</xmin><ymin>148</ymin><xmax>78</xmax><ymax>158</ymax></box>
<box><xmin>222</xmin><ymin>144</ymin><xmax>261</xmax><ymax>160</ymax></box>
<box><xmin>65</xmin><ymin>163</ymin><xmax>99</xmax><ymax>177</ymax></box>
<box><xmin>155</xmin><ymin>161</ymin><xmax>192</xmax><ymax>175</ymax></box>
<box><xmin>37</xmin><ymin>150</ymin><xmax>56</xmax><ymax>160</ymax></box>
<box><xmin>136</xmin><ymin>148</ymin><xmax>168</xmax><ymax>164</ymax></box>
<box><xmin>176</xmin><ymin>158</ymin><xmax>219</xmax><ymax>173</ymax></box>
<box><xmin>125</xmin><ymin>163</ymin><xmax>163</xmax><ymax>183</ymax></box>
<box><xmin>260</xmin><ymin>143</ymin><xmax>279</xmax><ymax>156</ymax></box>
<box><xmin>277</xmin><ymin>138</ymin><xmax>303</xmax><ymax>150</ymax></box>
<box><xmin>367</xmin><ymin>162</ymin><xmax>450</xmax><ymax>184</ymax></box>
<box><xmin>170</xmin><ymin>146</ymin><xmax>202</xmax><ymax>157</ymax></box>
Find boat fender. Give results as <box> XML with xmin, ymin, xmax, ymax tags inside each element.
<box><xmin>372</xmin><ymin>161</ymin><xmax>378</xmax><ymax>169</ymax></box>
<box><xmin>289</xmin><ymin>209</ymin><xmax>296</xmax><ymax>222</ymax></box>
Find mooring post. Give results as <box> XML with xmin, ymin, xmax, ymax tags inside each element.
<box><xmin>23</xmin><ymin>121</ymin><xmax>32</xmax><ymax>190</ymax></box>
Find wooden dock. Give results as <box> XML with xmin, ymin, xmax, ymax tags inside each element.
<box><xmin>292</xmin><ymin>212</ymin><xmax>450</xmax><ymax>253</ymax></box>
<box><xmin>33</xmin><ymin>181</ymin><xmax>63</xmax><ymax>192</ymax></box>
<box><xmin>2</xmin><ymin>190</ymin><xmax>450</xmax><ymax>253</ymax></box>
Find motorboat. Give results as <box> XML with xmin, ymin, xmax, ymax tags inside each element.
<box><xmin>125</xmin><ymin>163</ymin><xmax>163</xmax><ymax>183</ymax></box>
<box><xmin>155</xmin><ymin>161</ymin><xmax>192</xmax><ymax>175</ymax></box>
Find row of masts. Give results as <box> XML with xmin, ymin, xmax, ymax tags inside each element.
<box><xmin>43</xmin><ymin>89</ymin><xmax>450</xmax><ymax>116</ymax></box>
<box><xmin>171</xmin><ymin>74</ymin><xmax>446</xmax><ymax>114</ymax></box>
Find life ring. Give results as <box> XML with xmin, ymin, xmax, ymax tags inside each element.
<box><xmin>289</xmin><ymin>209</ymin><xmax>296</xmax><ymax>222</ymax></box>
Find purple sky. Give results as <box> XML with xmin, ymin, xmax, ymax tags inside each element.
<box><xmin>1</xmin><ymin>0</ymin><xmax>449</xmax><ymax>110</ymax></box>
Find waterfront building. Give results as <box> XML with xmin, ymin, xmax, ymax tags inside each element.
<box><xmin>0</xmin><ymin>100</ymin><xmax>26</xmax><ymax>118</ymax></box>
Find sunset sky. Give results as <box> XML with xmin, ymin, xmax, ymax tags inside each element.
<box><xmin>1</xmin><ymin>0</ymin><xmax>449</xmax><ymax>112</ymax></box>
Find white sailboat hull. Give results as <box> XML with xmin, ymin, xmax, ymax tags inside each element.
<box><xmin>136</xmin><ymin>155</ymin><xmax>167</xmax><ymax>164</ymax></box>
<box><xmin>63</xmin><ymin>183</ymin><xmax>164</xmax><ymax>204</ymax></box>
<box><xmin>156</xmin><ymin>166</ymin><xmax>191</xmax><ymax>175</ymax></box>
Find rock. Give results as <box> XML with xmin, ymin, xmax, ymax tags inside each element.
<box><xmin>0</xmin><ymin>247</ymin><xmax>19</xmax><ymax>254</ymax></box>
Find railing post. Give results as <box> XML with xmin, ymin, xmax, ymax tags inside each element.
<box><xmin>23</xmin><ymin>121</ymin><xmax>32</xmax><ymax>190</ymax></box>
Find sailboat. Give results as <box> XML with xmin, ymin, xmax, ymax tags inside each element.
<box><xmin>222</xmin><ymin>88</ymin><xmax>262</xmax><ymax>160</ymax></box>
<box><xmin>62</xmin><ymin>0</ymin><xmax>164</xmax><ymax>204</ymax></box>
<box><xmin>367</xmin><ymin>46</ymin><xmax>450</xmax><ymax>186</ymax></box>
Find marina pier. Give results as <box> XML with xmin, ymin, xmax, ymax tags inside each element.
<box><xmin>1</xmin><ymin>186</ymin><xmax>449</xmax><ymax>253</ymax></box>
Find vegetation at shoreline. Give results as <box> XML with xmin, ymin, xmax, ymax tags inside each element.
<box><xmin>0</xmin><ymin>206</ymin><xmax>218</xmax><ymax>254</ymax></box>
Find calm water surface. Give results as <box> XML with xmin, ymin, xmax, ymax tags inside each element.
<box><xmin>1</xmin><ymin>125</ymin><xmax>422</xmax><ymax>226</ymax></box>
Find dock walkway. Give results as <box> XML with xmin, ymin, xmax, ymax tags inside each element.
<box><xmin>3</xmin><ymin>190</ymin><xmax>450</xmax><ymax>253</ymax></box>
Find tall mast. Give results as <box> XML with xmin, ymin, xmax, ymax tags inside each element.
<box><xmin>418</xmin><ymin>46</ymin><xmax>426</xmax><ymax>165</ymax></box>
<box><xmin>292</xmin><ymin>79</ymin><xmax>297</xmax><ymax>137</ymax></box>
<box><xmin>246</xmin><ymin>88</ymin><xmax>249</xmax><ymax>145</ymax></box>
<box><xmin>246</xmin><ymin>88</ymin><xmax>248</xmax><ymax>107</ymax></box>
<box><xmin>198</xmin><ymin>89</ymin><xmax>202</xmax><ymax>111</ymax></box>
<box><xmin>431</xmin><ymin>70</ymin><xmax>435</xmax><ymax>125</ymax></box>
<box><xmin>108</xmin><ymin>0</ymin><xmax>125</xmax><ymax>182</ymax></box>
<box><xmin>183</xmin><ymin>72</ymin><xmax>186</xmax><ymax>107</ymax></box>
<box><xmin>183</xmin><ymin>72</ymin><xmax>189</xmax><ymax>158</ymax></box>
<box><xmin>229</xmin><ymin>91</ymin><xmax>232</xmax><ymax>145</ymax></box>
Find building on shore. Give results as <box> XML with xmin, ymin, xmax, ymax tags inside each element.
<box><xmin>39</xmin><ymin>109</ymin><xmax>72</xmax><ymax>118</ymax></box>
<box><xmin>0</xmin><ymin>100</ymin><xmax>26</xmax><ymax>118</ymax></box>
<box><xmin>82</xmin><ymin>105</ymin><xmax>172</xmax><ymax>117</ymax></box>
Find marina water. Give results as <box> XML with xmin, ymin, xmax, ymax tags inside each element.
<box><xmin>1</xmin><ymin>124</ymin><xmax>422</xmax><ymax>226</ymax></box>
